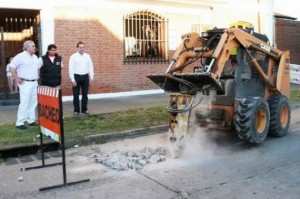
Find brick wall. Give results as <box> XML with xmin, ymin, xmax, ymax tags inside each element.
<box><xmin>275</xmin><ymin>18</ymin><xmax>300</xmax><ymax>64</ymax></box>
<box><xmin>54</xmin><ymin>8</ymin><xmax>202</xmax><ymax>95</ymax></box>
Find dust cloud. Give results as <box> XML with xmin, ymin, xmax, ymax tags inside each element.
<box><xmin>89</xmin><ymin>124</ymin><xmax>233</xmax><ymax>171</ymax></box>
<box><xmin>179</xmin><ymin>123</ymin><xmax>230</xmax><ymax>162</ymax></box>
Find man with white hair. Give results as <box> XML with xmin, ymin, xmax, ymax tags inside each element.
<box><xmin>10</xmin><ymin>40</ymin><xmax>40</xmax><ymax>130</ymax></box>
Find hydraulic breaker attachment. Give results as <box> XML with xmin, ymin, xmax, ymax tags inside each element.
<box><xmin>168</xmin><ymin>93</ymin><xmax>193</xmax><ymax>158</ymax></box>
<box><xmin>147</xmin><ymin>73</ymin><xmax>222</xmax><ymax>157</ymax></box>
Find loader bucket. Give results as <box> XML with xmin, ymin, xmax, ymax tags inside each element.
<box><xmin>147</xmin><ymin>73</ymin><xmax>224</xmax><ymax>94</ymax></box>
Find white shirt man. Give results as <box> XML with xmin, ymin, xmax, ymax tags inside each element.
<box><xmin>68</xmin><ymin>41</ymin><xmax>94</xmax><ymax>116</ymax></box>
<box><xmin>69</xmin><ymin>52</ymin><xmax>94</xmax><ymax>83</ymax></box>
<box><xmin>10</xmin><ymin>40</ymin><xmax>40</xmax><ymax>129</ymax></box>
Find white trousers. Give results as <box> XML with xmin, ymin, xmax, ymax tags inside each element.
<box><xmin>16</xmin><ymin>81</ymin><xmax>38</xmax><ymax>126</ymax></box>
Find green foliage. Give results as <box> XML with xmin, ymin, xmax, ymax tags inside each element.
<box><xmin>0</xmin><ymin>106</ymin><xmax>168</xmax><ymax>147</ymax></box>
<box><xmin>0</xmin><ymin>125</ymin><xmax>39</xmax><ymax>147</ymax></box>
<box><xmin>290</xmin><ymin>89</ymin><xmax>300</xmax><ymax>105</ymax></box>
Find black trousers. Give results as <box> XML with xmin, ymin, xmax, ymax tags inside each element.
<box><xmin>73</xmin><ymin>74</ymin><xmax>89</xmax><ymax>113</ymax></box>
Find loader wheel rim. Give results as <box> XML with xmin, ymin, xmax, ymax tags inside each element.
<box><xmin>256</xmin><ymin>108</ymin><xmax>267</xmax><ymax>134</ymax></box>
<box><xmin>280</xmin><ymin>104</ymin><xmax>289</xmax><ymax>128</ymax></box>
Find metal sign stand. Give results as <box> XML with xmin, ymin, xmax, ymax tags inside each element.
<box><xmin>39</xmin><ymin>106</ymin><xmax>90</xmax><ymax>191</ymax></box>
<box><xmin>20</xmin><ymin>87</ymin><xmax>89</xmax><ymax>191</ymax></box>
<box><xmin>21</xmin><ymin>132</ymin><xmax>62</xmax><ymax>171</ymax></box>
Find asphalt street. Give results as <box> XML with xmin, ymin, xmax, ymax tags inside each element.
<box><xmin>0</xmin><ymin>108</ymin><xmax>300</xmax><ymax>199</ymax></box>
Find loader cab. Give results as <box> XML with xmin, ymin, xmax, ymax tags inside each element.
<box><xmin>221</xmin><ymin>47</ymin><xmax>238</xmax><ymax>77</ymax></box>
<box><xmin>234</xmin><ymin>47</ymin><xmax>268</xmax><ymax>99</ymax></box>
<box><xmin>216</xmin><ymin>22</ymin><xmax>270</xmax><ymax>99</ymax></box>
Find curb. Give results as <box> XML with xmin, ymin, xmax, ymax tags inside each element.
<box><xmin>0</xmin><ymin>125</ymin><xmax>168</xmax><ymax>159</ymax></box>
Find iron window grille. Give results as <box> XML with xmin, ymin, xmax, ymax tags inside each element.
<box><xmin>123</xmin><ymin>10</ymin><xmax>169</xmax><ymax>64</ymax></box>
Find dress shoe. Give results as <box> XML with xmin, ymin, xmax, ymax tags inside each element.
<box><xmin>16</xmin><ymin>125</ymin><xmax>27</xmax><ymax>130</ymax></box>
<box><xmin>82</xmin><ymin>111</ymin><xmax>90</xmax><ymax>116</ymax></box>
<box><xmin>28</xmin><ymin>122</ymin><xmax>37</xmax><ymax>126</ymax></box>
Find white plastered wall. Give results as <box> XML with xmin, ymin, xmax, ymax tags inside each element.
<box><xmin>0</xmin><ymin>0</ymin><xmax>274</xmax><ymax>52</ymax></box>
<box><xmin>211</xmin><ymin>0</ymin><xmax>274</xmax><ymax>45</ymax></box>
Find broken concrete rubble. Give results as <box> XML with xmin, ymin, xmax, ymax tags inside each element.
<box><xmin>91</xmin><ymin>147</ymin><xmax>167</xmax><ymax>171</ymax></box>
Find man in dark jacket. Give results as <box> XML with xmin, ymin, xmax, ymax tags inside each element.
<box><xmin>38</xmin><ymin>44</ymin><xmax>63</xmax><ymax>88</ymax></box>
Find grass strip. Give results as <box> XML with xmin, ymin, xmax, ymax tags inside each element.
<box><xmin>0</xmin><ymin>106</ymin><xmax>168</xmax><ymax>147</ymax></box>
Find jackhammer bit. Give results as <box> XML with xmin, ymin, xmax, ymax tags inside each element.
<box><xmin>168</xmin><ymin>93</ymin><xmax>194</xmax><ymax>158</ymax></box>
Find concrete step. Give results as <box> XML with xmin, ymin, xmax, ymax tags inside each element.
<box><xmin>0</xmin><ymin>99</ymin><xmax>20</xmax><ymax>106</ymax></box>
<box><xmin>0</xmin><ymin>93</ymin><xmax>20</xmax><ymax>106</ymax></box>
<box><xmin>0</xmin><ymin>92</ymin><xmax>19</xmax><ymax>99</ymax></box>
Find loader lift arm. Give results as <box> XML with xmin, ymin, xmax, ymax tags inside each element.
<box><xmin>165</xmin><ymin>28</ymin><xmax>289</xmax><ymax>96</ymax></box>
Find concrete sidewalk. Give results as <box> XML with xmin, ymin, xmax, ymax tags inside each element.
<box><xmin>0</xmin><ymin>93</ymin><xmax>168</xmax><ymax>125</ymax></box>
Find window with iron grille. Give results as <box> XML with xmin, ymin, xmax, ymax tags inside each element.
<box><xmin>123</xmin><ymin>10</ymin><xmax>169</xmax><ymax>64</ymax></box>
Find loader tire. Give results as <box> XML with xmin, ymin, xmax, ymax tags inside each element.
<box><xmin>234</xmin><ymin>97</ymin><xmax>270</xmax><ymax>144</ymax></box>
<box><xmin>268</xmin><ymin>95</ymin><xmax>291</xmax><ymax>137</ymax></box>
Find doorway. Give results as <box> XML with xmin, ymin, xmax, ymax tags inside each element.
<box><xmin>0</xmin><ymin>8</ymin><xmax>41</xmax><ymax>104</ymax></box>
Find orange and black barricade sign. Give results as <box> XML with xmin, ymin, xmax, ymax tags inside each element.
<box><xmin>38</xmin><ymin>86</ymin><xmax>61</xmax><ymax>142</ymax></box>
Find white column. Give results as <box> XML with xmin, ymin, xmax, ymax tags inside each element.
<box><xmin>40</xmin><ymin>6</ymin><xmax>55</xmax><ymax>55</ymax></box>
